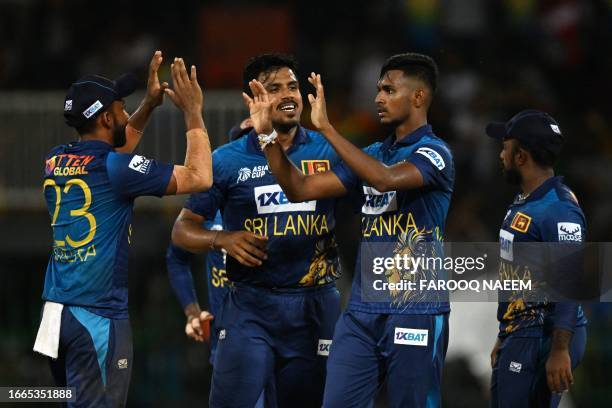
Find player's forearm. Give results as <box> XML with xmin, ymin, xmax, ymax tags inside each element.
<box><xmin>173</xmin><ymin>128</ymin><xmax>213</xmax><ymax>194</ymax></box>
<box><xmin>171</xmin><ymin>218</ymin><xmax>218</xmax><ymax>254</ymax></box>
<box><xmin>184</xmin><ymin>302</ymin><xmax>201</xmax><ymax>319</ymax></box>
<box><xmin>166</xmin><ymin>244</ymin><xmax>199</xmax><ymax>310</ymax></box>
<box><xmin>263</xmin><ymin>142</ymin><xmax>311</xmax><ymax>201</ymax></box>
<box><xmin>319</xmin><ymin>125</ymin><xmax>395</xmax><ymax>191</ymax></box>
<box><xmin>551</xmin><ymin>328</ymin><xmax>573</xmax><ymax>351</ymax></box>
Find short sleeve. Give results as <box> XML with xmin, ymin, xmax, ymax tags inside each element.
<box><xmin>106</xmin><ymin>152</ymin><xmax>173</xmax><ymax>198</ymax></box>
<box><xmin>184</xmin><ymin>151</ymin><xmax>226</xmax><ymax>219</ymax></box>
<box><xmin>331</xmin><ymin>145</ymin><xmax>374</xmax><ymax>193</ymax></box>
<box><xmin>539</xmin><ymin>205</ymin><xmax>586</xmax><ymax>243</ymax></box>
<box><xmin>408</xmin><ymin>144</ymin><xmax>453</xmax><ymax>189</ymax></box>
<box><xmin>331</xmin><ymin>161</ymin><xmax>360</xmax><ymax>192</ymax></box>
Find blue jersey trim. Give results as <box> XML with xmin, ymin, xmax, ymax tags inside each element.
<box><xmin>68</xmin><ymin>306</ymin><xmax>111</xmax><ymax>386</ymax></box>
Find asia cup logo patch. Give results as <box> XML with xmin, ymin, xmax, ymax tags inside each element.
<box><xmin>510</xmin><ymin>212</ymin><xmax>532</xmax><ymax>233</ymax></box>
<box><xmin>301</xmin><ymin>160</ymin><xmax>330</xmax><ymax>175</ymax></box>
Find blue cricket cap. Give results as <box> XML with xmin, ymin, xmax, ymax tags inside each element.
<box><xmin>63</xmin><ymin>73</ymin><xmax>138</xmax><ymax>128</ymax></box>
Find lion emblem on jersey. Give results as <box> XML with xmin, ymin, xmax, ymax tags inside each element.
<box><xmin>300</xmin><ymin>236</ymin><xmax>340</xmax><ymax>286</ymax></box>
<box><xmin>385</xmin><ymin>228</ymin><xmax>437</xmax><ymax>306</ymax></box>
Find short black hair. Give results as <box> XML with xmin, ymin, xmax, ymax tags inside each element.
<box><xmin>243</xmin><ymin>53</ymin><xmax>299</xmax><ymax>96</ymax></box>
<box><xmin>514</xmin><ymin>140</ymin><xmax>560</xmax><ymax>168</ymax></box>
<box><xmin>379</xmin><ymin>53</ymin><xmax>439</xmax><ymax>92</ymax></box>
<box><xmin>74</xmin><ymin>105</ymin><xmax>110</xmax><ymax>135</ymax></box>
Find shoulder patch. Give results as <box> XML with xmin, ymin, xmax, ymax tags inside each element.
<box><xmin>510</xmin><ymin>212</ymin><xmax>532</xmax><ymax>233</ymax></box>
<box><xmin>415</xmin><ymin>147</ymin><xmax>446</xmax><ymax>170</ymax></box>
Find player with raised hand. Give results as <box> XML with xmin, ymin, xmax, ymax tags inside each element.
<box><xmin>171</xmin><ymin>53</ymin><xmax>342</xmax><ymax>407</ymax></box>
<box><xmin>486</xmin><ymin>110</ymin><xmax>587</xmax><ymax>407</ymax></box>
<box><xmin>33</xmin><ymin>52</ymin><xmax>212</xmax><ymax>407</ymax></box>
<box><xmin>248</xmin><ymin>53</ymin><xmax>454</xmax><ymax>407</ymax></box>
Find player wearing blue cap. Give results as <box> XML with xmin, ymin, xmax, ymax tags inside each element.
<box><xmin>34</xmin><ymin>53</ymin><xmax>213</xmax><ymax>407</ymax></box>
<box><xmin>486</xmin><ymin>110</ymin><xmax>588</xmax><ymax>407</ymax></box>
<box><xmin>171</xmin><ymin>54</ymin><xmax>342</xmax><ymax>407</ymax></box>
<box><xmin>247</xmin><ymin>53</ymin><xmax>454</xmax><ymax>407</ymax></box>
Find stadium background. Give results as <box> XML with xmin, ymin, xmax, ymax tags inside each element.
<box><xmin>1</xmin><ymin>0</ymin><xmax>611</xmax><ymax>406</ymax></box>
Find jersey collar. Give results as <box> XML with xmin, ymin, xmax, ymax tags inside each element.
<box><xmin>514</xmin><ymin>176</ymin><xmax>563</xmax><ymax>204</ymax></box>
<box><xmin>246</xmin><ymin>125</ymin><xmax>310</xmax><ymax>156</ymax></box>
<box><xmin>65</xmin><ymin>139</ymin><xmax>114</xmax><ymax>152</ymax></box>
<box><xmin>381</xmin><ymin>124</ymin><xmax>433</xmax><ymax>152</ymax></box>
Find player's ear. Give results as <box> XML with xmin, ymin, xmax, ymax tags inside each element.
<box><xmin>99</xmin><ymin>110</ymin><xmax>113</xmax><ymax>130</ymax></box>
<box><xmin>413</xmin><ymin>88</ymin><xmax>426</xmax><ymax>108</ymax></box>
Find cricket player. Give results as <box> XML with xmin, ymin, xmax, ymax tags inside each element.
<box><xmin>487</xmin><ymin>110</ymin><xmax>587</xmax><ymax>407</ymax></box>
<box><xmin>167</xmin><ymin>121</ymin><xmax>252</xmax><ymax>357</ymax></box>
<box><xmin>34</xmin><ymin>53</ymin><xmax>213</xmax><ymax>407</ymax></box>
<box><xmin>171</xmin><ymin>54</ymin><xmax>342</xmax><ymax>407</ymax></box>
<box><xmin>246</xmin><ymin>53</ymin><xmax>454</xmax><ymax>407</ymax></box>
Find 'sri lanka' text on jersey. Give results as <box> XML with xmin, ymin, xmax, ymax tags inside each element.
<box><xmin>333</xmin><ymin>124</ymin><xmax>455</xmax><ymax>315</ymax></box>
<box><xmin>42</xmin><ymin>140</ymin><xmax>173</xmax><ymax>319</ymax></box>
<box><xmin>497</xmin><ymin>176</ymin><xmax>587</xmax><ymax>336</ymax></box>
<box><xmin>185</xmin><ymin>127</ymin><xmax>341</xmax><ymax>288</ymax></box>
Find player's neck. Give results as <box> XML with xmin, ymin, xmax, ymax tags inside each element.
<box><xmin>79</xmin><ymin>131</ymin><xmax>113</xmax><ymax>146</ymax></box>
<box><xmin>394</xmin><ymin>117</ymin><xmax>427</xmax><ymax>143</ymax></box>
<box><xmin>520</xmin><ymin>169</ymin><xmax>555</xmax><ymax>196</ymax></box>
<box><xmin>276</xmin><ymin>125</ymin><xmax>298</xmax><ymax>151</ymax></box>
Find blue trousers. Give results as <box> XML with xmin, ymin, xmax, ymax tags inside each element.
<box><xmin>48</xmin><ymin>306</ymin><xmax>132</xmax><ymax>408</ymax></box>
<box><xmin>210</xmin><ymin>283</ymin><xmax>340</xmax><ymax>408</ymax></box>
<box><xmin>490</xmin><ymin>325</ymin><xmax>587</xmax><ymax>408</ymax></box>
<box><xmin>323</xmin><ymin>310</ymin><xmax>449</xmax><ymax>408</ymax></box>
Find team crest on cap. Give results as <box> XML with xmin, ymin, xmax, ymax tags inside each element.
<box><xmin>64</xmin><ymin>100</ymin><xmax>73</xmax><ymax>111</ymax></box>
<box><xmin>510</xmin><ymin>212</ymin><xmax>532</xmax><ymax>233</ymax></box>
<box><xmin>301</xmin><ymin>160</ymin><xmax>330</xmax><ymax>175</ymax></box>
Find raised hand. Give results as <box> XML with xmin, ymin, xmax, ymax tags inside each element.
<box><xmin>307</xmin><ymin>72</ymin><xmax>331</xmax><ymax>131</ymax></box>
<box><xmin>242</xmin><ymin>80</ymin><xmax>273</xmax><ymax>135</ymax></box>
<box><xmin>164</xmin><ymin>58</ymin><xmax>203</xmax><ymax>116</ymax></box>
<box><xmin>143</xmin><ymin>50</ymin><xmax>168</xmax><ymax>108</ymax></box>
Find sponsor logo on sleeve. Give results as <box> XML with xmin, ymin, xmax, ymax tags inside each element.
<box><xmin>128</xmin><ymin>155</ymin><xmax>152</xmax><ymax>174</ymax></box>
<box><xmin>510</xmin><ymin>212</ymin><xmax>532</xmax><ymax>233</ymax></box>
<box><xmin>499</xmin><ymin>229</ymin><xmax>514</xmax><ymax>261</ymax></box>
<box><xmin>301</xmin><ymin>160</ymin><xmax>330</xmax><ymax>175</ymax></box>
<box><xmin>254</xmin><ymin>184</ymin><xmax>316</xmax><ymax>214</ymax></box>
<box><xmin>415</xmin><ymin>147</ymin><xmax>446</xmax><ymax>171</ymax></box>
<box><xmin>82</xmin><ymin>100</ymin><xmax>103</xmax><ymax>119</ymax></box>
<box><xmin>509</xmin><ymin>361</ymin><xmax>522</xmax><ymax>373</ymax></box>
<box><xmin>317</xmin><ymin>339</ymin><xmax>332</xmax><ymax>356</ymax></box>
<box><xmin>557</xmin><ymin>222</ymin><xmax>582</xmax><ymax>242</ymax></box>
<box><xmin>362</xmin><ymin>186</ymin><xmax>397</xmax><ymax>215</ymax></box>
<box><xmin>393</xmin><ymin>327</ymin><xmax>428</xmax><ymax>346</ymax></box>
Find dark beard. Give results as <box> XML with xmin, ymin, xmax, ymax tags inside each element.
<box><xmin>112</xmin><ymin>123</ymin><xmax>127</xmax><ymax>148</ymax></box>
<box><xmin>503</xmin><ymin>166</ymin><xmax>522</xmax><ymax>185</ymax></box>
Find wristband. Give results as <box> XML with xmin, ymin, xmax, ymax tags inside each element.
<box><xmin>257</xmin><ymin>130</ymin><xmax>278</xmax><ymax>150</ymax></box>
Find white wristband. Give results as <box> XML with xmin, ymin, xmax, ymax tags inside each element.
<box><xmin>257</xmin><ymin>130</ymin><xmax>278</xmax><ymax>150</ymax></box>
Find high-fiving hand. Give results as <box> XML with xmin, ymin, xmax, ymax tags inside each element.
<box><xmin>143</xmin><ymin>51</ymin><xmax>168</xmax><ymax>108</ymax></box>
<box><xmin>307</xmin><ymin>72</ymin><xmax>332</xmax><ymax>132</ymax></box>
<box><xmin>242</xmin><ymin>80</ymin><xmax>273</xmax><ymax>135</ymax></box>
<box><xmin>164</xmin><ymin>58</ymin><xmax>203</xmax><ymax>116</ymax></box>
